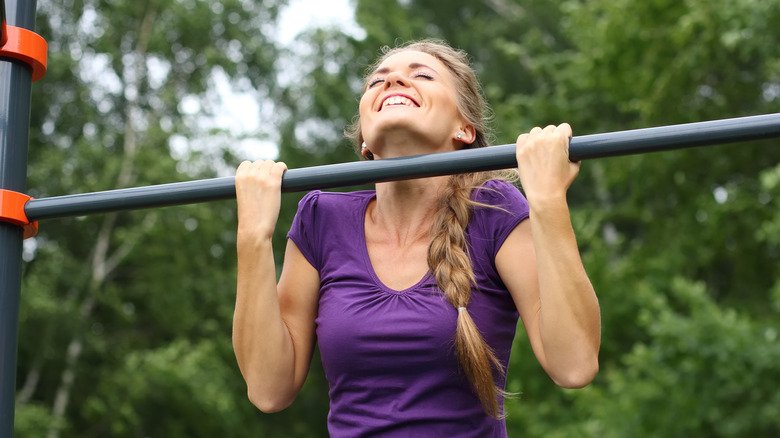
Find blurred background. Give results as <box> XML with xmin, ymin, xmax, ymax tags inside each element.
<box><xmin>15</xmin><ymin>0</ymin><xmax>780</xmax><ymax>436</ymax></box>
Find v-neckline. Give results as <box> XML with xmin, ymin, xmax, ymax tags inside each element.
<box><xmin>360</xmin><ymin>193</ymin><xmax>433</xmax><ymax>294</ymax></box>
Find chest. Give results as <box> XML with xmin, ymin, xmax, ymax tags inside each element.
<box><xmin>315</xmin><ymin>269</ymin><xmax>457</xmax><ymax>379</ymax></box>
<box><xmin>364</xmin><ymin>232</ymin><xmax>431</xmax><ymax>292</ymax></box>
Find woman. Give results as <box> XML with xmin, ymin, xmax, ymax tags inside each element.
<box><xmin>232</xmin><ymin>40</ymin><xmax>600</xmax><ymax>437</ymax></box>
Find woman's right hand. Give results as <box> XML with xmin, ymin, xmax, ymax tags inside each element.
<box><xmin>235</xmin><ymin>160</ymin><xmax>288</xmax><ymax>241</ymax></box>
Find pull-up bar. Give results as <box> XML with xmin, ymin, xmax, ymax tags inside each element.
<box><xmin>23</xmin><ymin>112</ymin><xmax>780</xmax><ymax>221</ymax></box>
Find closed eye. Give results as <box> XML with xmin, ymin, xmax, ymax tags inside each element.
<box><xmin>414</xmin><ymin>73</ymin><xmax>434</xmax><ymax>80</ymax></box>
<box><xmin>368</xmin><ymin>78</ymin><xmax>384</xmax><ymax>88</ymax></box>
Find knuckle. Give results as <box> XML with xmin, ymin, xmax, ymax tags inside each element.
<box><xmin>557</xmin><ymin>123</ymin><xmax>573</xmax><ymax>135</ymax></box>
<box><xmin>236</xmin><ymin>161</ymin><xmax>251</xmax><ymax>173</ymax></box>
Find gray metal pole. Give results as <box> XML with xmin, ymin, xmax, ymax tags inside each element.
<box><xmin>1</xmin><ymin>1</ymin><xmax>7</xmax><ymax>47</ymax></box>
<box><xmin>24</xmin><ymin>112</ymin><xmax>780</xmax><ymax>221</ymax></box>
<box><xmin>0</xmin><ymin>0</ymin><xmax>37</xmax><ymax>435</ymax></box>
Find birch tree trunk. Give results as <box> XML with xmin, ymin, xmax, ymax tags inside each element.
<box><xmin>45</xmin><ymin>6</ymin><xmax>158</xmax><ymax>437</ymax></box>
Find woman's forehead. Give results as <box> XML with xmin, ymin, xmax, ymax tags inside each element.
<box><xmin>374</xmin><ymin>50</ymin><xmax>447</xmax><ymax>73</ymax></box>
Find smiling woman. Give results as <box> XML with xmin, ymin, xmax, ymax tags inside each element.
<box><xmin>231</xmin><ymin>40</ymin><xmax>601</xmax><ymax>437</ymax></box>
<box><xmin>357</xmin><ymin>51</ymin><xmax>467</xmax><ymax>160</ymax></box>
<box><xmin>350</xmin><ymin>44</ymin><xmax>489</xmax><ymax>161</ymax></box>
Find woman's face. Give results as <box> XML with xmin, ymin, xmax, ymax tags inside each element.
<box><xmin>358</xmin><ymin>50</ymin><xmax>469</xmax><ymax>158</ymax></box>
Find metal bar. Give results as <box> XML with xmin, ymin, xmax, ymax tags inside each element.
<box><xmin>25</xmin><ymin>112</ymin><xmax>780</xmax><ymax>221</ymax></box>
<box><xmin>0</xmin><ymin>0</ymin><xmax>37</xmax><ymax>435</ymax></box>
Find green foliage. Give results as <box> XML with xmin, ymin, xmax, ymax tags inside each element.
<box><xmin>578</xmin><ymin>278</ymin><xmax>780</xmax><ymax>436</ymax></box>
<box><xmin>14</xmin><ymin>403</ymin><xmax>60</xmax><ymax>438</ymax></box>
<box><xmin>82</xmin><ymin>340</ymin><xmax>256</xmax><ymax>437</ymax></box>
<box><xmin>15</xmin><ymin>0</ymin><xmax>780</xmax><ymax>436</ymax></box>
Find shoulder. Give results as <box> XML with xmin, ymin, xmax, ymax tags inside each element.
<box><xmin>289</xmin><ymin>190</ymin><xmax>374</xmax><ymax>268</ymax></box>
<box><xmin>472</xmin><ymin>179</ymin><xmax>528</xmax><ymax>212</ymax></box>
<box><xmin>469</xmin><ymin>179</ymin><xmax>529</xmax><ymax>256</ymax></box>
<box><xmin>296</xmin><ymin>189</ymin><xmax>375</xmax><ymax>211</ymax></box>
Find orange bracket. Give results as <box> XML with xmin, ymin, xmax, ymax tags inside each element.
<box><xmin>0</xmin><ymin>24</ymin><xmax>47</xmax><ymax>82</ymax></box>
<box><xmin>0</xmin><ymin>189</ymin><xmax>38</xmax><ymax>239</ymax></box>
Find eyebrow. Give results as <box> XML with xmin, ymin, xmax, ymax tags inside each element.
<box><xmin>371</xmin><ymin>62</ymin><xmax>439</xmax><ymax>76</ymax></box>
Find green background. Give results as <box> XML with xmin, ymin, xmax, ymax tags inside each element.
<box><xmin>15</xmin><ymin>0</ymin><xmax>780</xmax><ymax>436</ymax></box>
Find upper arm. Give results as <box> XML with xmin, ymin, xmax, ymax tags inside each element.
<box><xmin>277</xmin><ymin>238</ymin><xmax>320</xmax><ymax>393</ymax></box>
<box><xmin>495</xmin><ymin>219</ymin><xmax>550</xmax><ymax>372</ymax></box>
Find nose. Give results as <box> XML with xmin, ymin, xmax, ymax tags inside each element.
<box><xmin>383</xmin><ymin>70</ymin><xmax>408</xmax><ymax>88</ymax></box>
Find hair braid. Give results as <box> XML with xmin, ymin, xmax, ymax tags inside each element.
<box><xmin>429</xmin><ymin>172</ymin><xmax>507</xmax><ymax>418</ymax></box>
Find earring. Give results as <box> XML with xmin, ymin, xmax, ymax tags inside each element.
<box><xmin>456</xmin><ymin>132</ymin><xmax>464</xmax><ymax>139</ymax></box>
<box><xmin>361</xmin><ymin>142</ymin><xmax>374</xmax><ymax>160</ymax></box>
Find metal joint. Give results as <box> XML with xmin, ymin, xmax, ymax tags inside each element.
<box><xmin>0</xmin><ymin>23</ymin><xmax>47</xmax><ymax>81</ymax></box>
<box><xmin>0</xmin><ymin>189</ymin><xmax>38</xmax><ymax>238</ymax></box>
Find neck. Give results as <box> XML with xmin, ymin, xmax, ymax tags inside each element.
<box><xmin>369</xmin><ymin>131</ymin><xmax>458</xmax><ymax>159</ymax></box>
<box><xmin>369</xmin><ymin>176</ymin><xmax>449</xmax><ymax>245</ymax></box>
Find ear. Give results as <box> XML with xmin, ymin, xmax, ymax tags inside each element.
<box><xmin>456</xmin><ymin>124</ymin><xmax>477</xmax><ymax>145</ymax></box>
<box><xmin>360</xmin><ymin>141</ymin><xmax>374</xmax><ymax>160</ymax></box>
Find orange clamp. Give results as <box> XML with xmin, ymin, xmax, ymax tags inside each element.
<box><xmin>0</xmin><ymin>24</ymin><xmax>47</xmax><ymax>82</ymax></box>
<box><xmin>0</xmin><ymin>189</ymin><xmax>38</xmax><ymax>239</ymax></box>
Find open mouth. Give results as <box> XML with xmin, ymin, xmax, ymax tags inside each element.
<box><xmin>379</xmin><ymin>94</ymin><xmax>420</xmax><ymax>111</ymax></box>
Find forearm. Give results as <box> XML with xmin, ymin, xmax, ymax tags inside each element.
<box><xmin>232</xmin><ymin>234</ymin><xmax>296</xmax><ymax>407</ymax></box>
<box><xmin>530</xmin><ymin>195</ymin><xmax>601</xmax><ymax>384</ymax></box>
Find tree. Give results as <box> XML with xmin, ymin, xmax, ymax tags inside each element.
<box><xmin>272</xmin><ymin>0</ymin><xmax>780</xmax><ymax>436</ymax></box>
<box><xmin>16</xmin><ymin>0</ymin><xmax>333</xmax><ymax>436</ymax></box>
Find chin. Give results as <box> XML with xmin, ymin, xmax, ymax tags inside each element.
<box><xmin>377</xmin><ymin>114</ymin><xmax>436</xmax><ymax>134</ymax></box>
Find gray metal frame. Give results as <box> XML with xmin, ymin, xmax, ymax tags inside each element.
<box><xmin>1</xmin><ymin>0</ymin><xmax>37</xmax><ymax>435</ymax></box>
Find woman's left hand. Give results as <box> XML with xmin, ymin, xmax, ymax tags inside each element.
<box><xmin>515</xmin><ymin>123</ymin><xmax>580</xmax><ymax>204</ymax></box>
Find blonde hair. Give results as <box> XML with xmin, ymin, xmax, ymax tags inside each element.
<box><xmin>346</xmin><ymin>40</ymin><xmax>511</xmax><ymax>418</ymax></box>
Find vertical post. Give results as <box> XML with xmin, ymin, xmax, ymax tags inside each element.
<box><xmin>1</xmin><ymin>1</ymin><xmax>7</xmax><ymax>47</ymax></box>
<box><xmin>0</xmin><ymin>0</ymin><xmax>37</xmax><ymax>435</ymax></box>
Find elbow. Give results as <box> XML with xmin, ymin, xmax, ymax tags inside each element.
<box><xmin>247</xmin><ymin>387</ymin><xmax>295</xmax><ymax>414</ymax></box>
<box><xmin>551</xmin><ymin>359</ymin><xmax>599</xmax><ymax>389</ymax></box>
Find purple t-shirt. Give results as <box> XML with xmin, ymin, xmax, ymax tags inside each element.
<box><xmin>287</xmin><ymin>179</ymin><xmax>530</xmax><ymax>437</ymax></box>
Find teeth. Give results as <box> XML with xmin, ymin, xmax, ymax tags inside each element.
<box><xmin>382</xmin><ymin>96</ymin><xmax>415</xmax><ymax>108</ymax></box>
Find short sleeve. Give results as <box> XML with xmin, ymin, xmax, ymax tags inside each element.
<box><xmin>287</xmin><ymin>190</ymin><xmax>322</xmax><ymax>270</ymax></box>
<box><xmin>472</xmin><ymin>179</ymin><xmax>530</xmax><ymax>259</ymax></box>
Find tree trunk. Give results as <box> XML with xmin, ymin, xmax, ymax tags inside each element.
<box><xmin>45</xmin><ymin>6</ymin><xmax>158</xmax><ymax>437</ymax></box>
